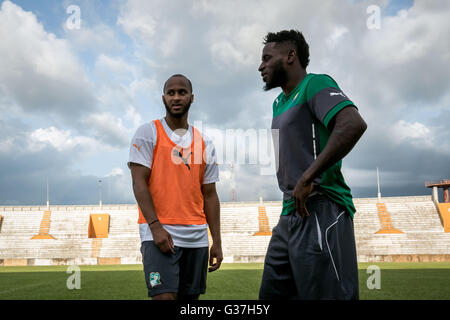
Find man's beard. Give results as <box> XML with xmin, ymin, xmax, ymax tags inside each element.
<box><xmin>164</xmin><ymin>101</ymin><xmax>191</xmax><ymax>118</ymax></box>
<box><xmin>263</xmin><ymin>60</ymin><xmax>288</xmax><ymax>91</ymax></box>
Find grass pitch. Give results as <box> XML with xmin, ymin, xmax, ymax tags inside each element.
<box><xmin>0</xmin><ymin>263</ymin><xmax>449</xmax><ymax>300</ymax></box>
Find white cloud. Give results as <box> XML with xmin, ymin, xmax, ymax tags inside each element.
<box><xmin>106</xmin><ymin>167</ymin><xmax>124</xmax><ymax>177</ymax></box>
<box><xmin>1</xmin><ymin>0</ymin><xmax>449</xmax><ymax>205</ymax></box>
<box><xmin>208</xmin><ymin>24</ymin><xmax>265</xmax><ymax>70</ymax></box>
<box><xmin>125</xmin><ymin>105</ymin><xmax>142</xmax><ymax>131</ymax></box>
<box><xmin>101</xmin><ymin>169</ymin><xmax>133</xmax><ymax>204</ymax></box>
<box><xmin>95</xmin><ymin>54</ymin><xmax>136</xmax><ymax>76</ymax></box>
<box><xmin>28</xmin><ymin>127</ymin><xmax>99</xmax><ymax>153</ymax></box>
<box><xmin>363</xmin><ymin>3</ymin><xmax>448</xmax><ymax>66</ymax></box>
<box><xmin>326</xmin><ymin>26</ymin><xmax>349</xmax><ymax>50</ymax></box>
<box><xmin>117</xmin><ymin>0</ymin><xmax>182</xmax><ymax>57</ymax></box>
<box><xmin>64</xmin><ymin>23</ymin><xmax>122</xmax><ymax>54</ymax></box>
<box><xmin>160</xmin><ymin>26</ymin><xmax>182</xmax><ymax>57</ymax></box>
<box><xmin>391</xmin><ymin>120</ymin><xmax>434</xmax><ymax>149</ymax></box>
<box><xmin>357</xmin><ymin>0</ymin><xmax>450</xmax><ymax>110</ymax></box>
<box><xmin>83</xmin><ymin>112</ymin><xmax>130</xmax><ymax>147</ymax></box>
<box><xmin>117</xmin><ymin>3</ymin><xmax>157</xmax><ymax>42</ymax></box>
<box><xmin>393</xmin><ymin>120</ymin><xmax>431</xmax><ymax>140</ymax></box>
<box><xmin>128</xmin><ymin>77</ymin><xmax>159</xmax><ymax>99</ymax></box>
<box><xmin>0</xmin><ymin>137</ymin><xmax>15</xmax><ymax>153</ymax></box>
<box><xmin>0</xmin><ymin>0</ymin><xmax>96</xmax><ymax>117</ymax></box>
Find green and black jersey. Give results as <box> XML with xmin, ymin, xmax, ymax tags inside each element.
<box><xmin>272</xmin><ymin>73</ymin><xmax>357</xmax><ymax>218</ymax></box>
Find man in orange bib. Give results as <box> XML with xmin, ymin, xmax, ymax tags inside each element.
<box><xmin>128</xmin><ymin>74</ymin><xmax>222</xmax><ymax>300</ymax></box>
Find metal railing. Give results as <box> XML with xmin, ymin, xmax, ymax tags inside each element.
<box><xmin>425</xmin><ymin>180</ymin><xmax>450</xmax><ymax>187</ymax></box>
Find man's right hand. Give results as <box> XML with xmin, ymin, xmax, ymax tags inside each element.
<box><xmin>150</xmin><ymin>222</ymin><xmax>175</xmax><ymax>254</ymax></box>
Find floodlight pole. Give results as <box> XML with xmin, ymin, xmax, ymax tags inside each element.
<box><xmin>98</xmin><ymin>179</ymin><xmax>103</xmax><ymax>209</ymax></box>
<box><xmin>46</xmin><ymin>178</ymin><xmax>50</xmax><ymax>209</ymax></box>
<box><xmin>377</xmin><ymin>167</ymin><xmax>381</xmax><ymax>202</ymax></box>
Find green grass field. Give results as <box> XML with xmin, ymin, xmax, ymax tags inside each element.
<box><xmin>1</xmin><ymin>262</ymin><xmax>450</xmax><ymax>300</ymax></box>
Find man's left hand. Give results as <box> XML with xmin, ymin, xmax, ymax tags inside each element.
<box><xmin>293</xmin><ymin>176</ymin><xmax>314</xmax><ymax>218</ymax></box>
<box><xmin>208</xmin><ymin>243</ymin><xmax>223</xmax><ymax>272</ymax></box>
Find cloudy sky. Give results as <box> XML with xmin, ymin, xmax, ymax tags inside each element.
<box><xmin>0</xmin><ymin>0</ymin><xmax>449</xmax><ymax>205</ymax></box>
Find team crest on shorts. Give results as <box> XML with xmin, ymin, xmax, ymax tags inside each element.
<box><xmin>149</xmin><ymin>272</ymin><xmax>162</xmax><ymax>287</ymax></box>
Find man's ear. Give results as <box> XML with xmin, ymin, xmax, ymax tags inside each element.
<box><xmin>162</xmin><ymin>95</ymin><xmax>166</xmax><ymax>104</ymax></box>
<box><xmin>190</xmin><ymin>94</ymin><xmax>194</xmax><ymax>104</ymax></box>
<box><xmin>287</xmin><ymin>49</ymin><xmax>297</xmax><ymax>65</ymax></box>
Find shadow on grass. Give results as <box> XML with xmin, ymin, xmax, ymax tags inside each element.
<box><xmin>204</xmin><ymin>268</ymin><xmax>450</xmax><ymax>300</ymax></box>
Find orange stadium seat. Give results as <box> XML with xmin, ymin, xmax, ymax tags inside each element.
<box><xmin>88</xmin><ymin>214</ymin><xmax>110</xmax><ymax>238</ymax></box>
<box><xmin>437</xmin><ymin>203</ymin><xmax>450</xmax><ymax>232</ymax></box>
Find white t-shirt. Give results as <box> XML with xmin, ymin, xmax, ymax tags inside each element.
<box><xmin>128</xmin><ymin>118</ymin><xmax>219</xmax><ymax>248</ymax></box>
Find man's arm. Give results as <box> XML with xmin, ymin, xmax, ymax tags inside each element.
<box><xmin>201</xmin><ymin>182</ymin><xmax>223</xmax><ymax>272</ymax></box>
<box><xmin>293</xmin><ymin>106</ymin><xmax>367</xmax><ymax>217</ymax></box>
<box><xmin>130</xmin><ymin>163</ymin><xmax>175</xmax><ymax>253</ymax></box>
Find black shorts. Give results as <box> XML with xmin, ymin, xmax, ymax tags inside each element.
<box><xmin>140</xmin><ymin>241</ymin><xmax>209</xmax><ymax>297</ymax></box>
<box><xmin>259</xmin><ymin>194</ymin><xmax>359</xmax><ymax>300</ymax></box>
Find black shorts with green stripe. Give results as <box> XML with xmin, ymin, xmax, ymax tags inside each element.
<box><xmin>259</xmin><ymin>194</ymin><xmax>359</xmax><ymax>300</ymax></box>
<box><xmin>140</xmin><ymin>241</ymin><xmax>208</xmax><ymax>297</ymax></box>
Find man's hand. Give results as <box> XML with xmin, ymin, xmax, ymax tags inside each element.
<box><xmin>208</xmin><ymin>242</ymin><xmax>223</xmax><ymax>272</ymax></box>
<box><xmin>150</xmin><ymin>222</ymin><xmax>175</xmax><ymax>254</ymax></box>
<box><xmin>291</xmin><ymin>107</ymin><xmax>367</xmax><ymax>218</ymax></box>
<box><xmin>202</xmin><ymin>183</ymin><xmax>223</xmax><ymax>272</ymax></box>
<box><xmin>293</xmin><ymin>176</ymin><xmax>314</xmax><ymax>218</ymax></box>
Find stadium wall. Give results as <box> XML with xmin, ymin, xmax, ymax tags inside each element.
<box><xmin>1</xmin><ymin>196</ymin><xmax>450</xmax><ymax>266</ymax></box>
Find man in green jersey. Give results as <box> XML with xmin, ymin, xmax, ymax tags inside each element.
<box><xmin>258</xmin><ymin>30</ymin><xmax>367</xmax><ymax>300</ymax></box>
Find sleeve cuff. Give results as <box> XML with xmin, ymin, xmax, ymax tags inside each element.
<box><xmin>323</xmin><ymin>100</ymin><xmax>357</xmax><ymax>128</ymax></box>
<box><xmin>202</xmin><ymin>178</ymin><xmax>219</xmax><ymax>185</ymax></box>
<box><xmin>127</xmin><ymin>160</ymin><xmax>151</xmax><ymax>169</ymax></box>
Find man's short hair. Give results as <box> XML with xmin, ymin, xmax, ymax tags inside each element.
<box><xmin>163</xmin><ymin>74</ymin><xmax>193</xmax><ymax>93</ymax></box>
<box><xmin>263</xmin><ymin>30</ymin><xmax>310</xmax><ymax>69</ymax></box>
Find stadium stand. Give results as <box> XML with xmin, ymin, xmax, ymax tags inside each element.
<box><xmin>49</xmin><ymin>209</ymin><xmax>90</xmax><ymax>239</ymax></box>
<box><xmin>220</xmin><ymin>203</ymin><xmax>260</xmax><ymax>234</ymax></box>
<box><xmin>1</xmin><ymin>196</ymin><xmax>450</xmax><ymax>266</ymax></box>
<box><xmin>386</xmin><ymin>200</ymin><xmax>443</xmax><ymax>233</ymax></box>
<box><xmin>354</xmin><ymin>196</ymin><xmax>450</xmax><ymax>262</ymax></box>
<box><xmin>0</xmin><ymin>209</ymin><xmax>43</xmax><ymax>239</ymax></box>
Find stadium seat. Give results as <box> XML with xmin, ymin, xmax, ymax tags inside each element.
<box><xmin>437</xmin><ymin>203</ymin><xmax>450</xmax><ymax>232</ymax></box>
<box><xmin>88</xmin><ymin>214</ymin><xmax>110</xmax><ymax>238</ymax></box>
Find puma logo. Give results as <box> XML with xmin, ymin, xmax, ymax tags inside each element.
<box><xmin>172</xmin><ymin>149</ymin><xmax>191</xmax><ymax>170</ymax></box>
<box><xmin>133</xmin><ymin>144</ymin><xmax>141</xmax><ymax>152</ymax></box>
<box><xmin>330</xmin><ymin>92</ymin><xmax>346</xmax><ymax>97</ymax></box>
